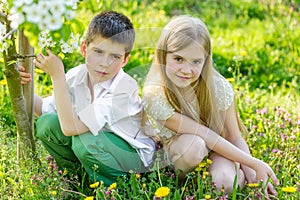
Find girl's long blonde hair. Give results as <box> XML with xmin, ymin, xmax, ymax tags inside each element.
<box><xmin>144</xmin><ymin>16</ymin><xmax>247</xmax><ymax>138</ymax></box>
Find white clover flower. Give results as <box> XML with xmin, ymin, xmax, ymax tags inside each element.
<box><xmin>45</xmin><ymin>14</ymin><xmax>63</xmax><ymax>31</ymax></box>
<box><xmin>8</xmin><ymin>12</ymin><xmax>25</xmax><ymax>29</ymax></box>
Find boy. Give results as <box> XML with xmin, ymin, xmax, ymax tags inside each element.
<box><xmin>19</xmin><ymin>11</ymin><xmax>155</xmax><ymax>186</ymax></box>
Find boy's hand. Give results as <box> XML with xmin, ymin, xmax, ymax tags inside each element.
<box><xmin>18</xmin><ymin>66</ymin><xmax>32</xmax><ymax>84</ymax></box>
<box><xmin>34</xmin><ymin>49</ymin><xmax>65</xmax><ymax>78</ymax></box>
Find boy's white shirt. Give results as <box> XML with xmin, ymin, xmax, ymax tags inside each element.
<box><xmin>42</xmin><ymin>64</ymin><xmax>155</xmax><ymax>166</ymax></box>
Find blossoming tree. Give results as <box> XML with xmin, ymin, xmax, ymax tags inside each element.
<box><xmin>0</xmin><ymin>0</ymin><xmax>84</xmax><ymax>162</ymax></box>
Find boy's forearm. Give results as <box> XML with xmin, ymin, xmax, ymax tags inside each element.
<box><xmin>50</xmin><ymin>74</ymin><xmax>88</xmax><ymax>136</ymax></box>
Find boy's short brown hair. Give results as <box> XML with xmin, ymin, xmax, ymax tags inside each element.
<box><xmin>85</xmin><ymin>11</ymin><xmax>135</xmax><ymax>56</ymax></box>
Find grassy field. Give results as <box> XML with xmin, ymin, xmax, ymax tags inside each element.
<box><xmin>0</xmin><ymin>0</ymin><xmax>299</xmax><ymax>199</ymax></box>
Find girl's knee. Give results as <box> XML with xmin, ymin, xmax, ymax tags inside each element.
<box><xmin>174</xmin><ymin>137</ymin><xmax>208</xmax><ymax>169</ymax></box>
<box><xmin>211</xmin><ymin>168</ymin><xmax>245</xmax><ymax>194</ymax></box>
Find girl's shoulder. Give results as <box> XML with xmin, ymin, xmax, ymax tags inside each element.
<box><xmin>142</xmin><ymin>84</ymin><xmax>175</xmax><ymax>121</ymax></box>
<box><xmin>213</xmin><ymin>73</ymin><xmax>235</xmax><ymax>111</ymax></box>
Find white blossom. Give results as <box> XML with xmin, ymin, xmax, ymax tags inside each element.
<box><xmin>8</xmin><ymin>12</ymin><xmax>25</xmax><ymax>29</ymax></box>
<box><xmin>48</xmin><ymin>1</ymin><xmax>66</xmax><ymax>16</ymax></box>
<box><xmin>61</xmin><ymin>41</ymin><xmax>71</xmax><ymax>53</ymax></box>
<box><xmin>0</xmin><ymin>41</ymin><xmax>8</xmax><ymax>52</ymax></box>
<box><xmin>65</xmin><ymin>10</ymin><xmax>75</xmax><ymax>20</ymax></box>
<box><xmin>23</xmin><ymin>4</ymin><xmax>42</xmax><ymax>23</ymax></box>
<box><xmin>45</xmin><ymin>15</ymin><xmax>63</xmax><ymax>31</ymax></box>
<box><xmin>64</xmin><ymin>0</ymin><xmax>78</xmax><ymax>9</ymax></box>
<box><xmin>0</xmin><ymin>23</ymin><xmax>6</xmax><ymax>37</ymax></box>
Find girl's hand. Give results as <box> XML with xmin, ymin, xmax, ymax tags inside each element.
<box><xmin>34</xmin><ymin>49</ymin><xmax>65</xmax><ymax>78</ymax></box>
<box><xmin>18</xmin><ymin>66</ymin><xmax>32</xmax><ymax>84</ymax></box>
<box><xmin>242</xmin><ymin>165</ymin><xmax>256</xmax><ymax>184</ymax></box>
<box><xmin>255</xmin><ymin>160</ymin><xmax>279</xmax><ymax>198</ymax></box>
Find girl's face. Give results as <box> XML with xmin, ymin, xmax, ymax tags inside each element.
<box><xmin>165</xmin><ymin>43</ymin><xmax>206</xmax><ymax>88</ymax></box>
<box><xmin>81</xmin><ymin>35</ymin><xmax>129</xmax><ymax>85</ymax></box>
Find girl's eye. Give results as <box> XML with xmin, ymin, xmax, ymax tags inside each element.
<box><xmin>94</xmin><ymin>49</ymin><xmax>102</xmax><ymax>54</ymax></box>
<box><xmin>193</xmin><ymin>60</ymin><xmax>202</xmax><ymax>65</ymax></box>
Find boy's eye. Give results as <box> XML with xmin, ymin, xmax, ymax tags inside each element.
<box><xmin>113</xmin><ymin>55</ymin><xmax>121</xmax><ymax>59</ymax></box>
<box><xmin>174</xmin><ymin>57</ymin><xmax>183</xmax><ymax>62</ymax></box>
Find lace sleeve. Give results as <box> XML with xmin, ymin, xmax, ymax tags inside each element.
<box><xmin>142</xmin><ymin>85</ymin><xmax>175</xmax><ymax>121</ymax></box>
<box><xmin>213</xmin><ymin>74</ymin><xmax>234</xmax><ymax>111</ymax></box>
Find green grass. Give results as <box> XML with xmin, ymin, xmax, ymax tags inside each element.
<box><xmin>0</xmin><ymin>0</ymin><xmax>299</xmax><ymax>199</ymax></box>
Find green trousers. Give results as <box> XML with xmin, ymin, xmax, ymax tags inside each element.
<box><xmin>36</xmin><ymin>113</ymin><xmax>143</xmax><ymax>186</ymax></box>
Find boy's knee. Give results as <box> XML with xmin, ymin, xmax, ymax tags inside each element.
<box><xmin>36</xmin><ymin>113</ymin><xmax>60</xmax><ymax>140</ymax></box>
<box><xmin>72</xmin><ymin>136</ymin><xmax>92</xmax><ymax>160</ymax></box>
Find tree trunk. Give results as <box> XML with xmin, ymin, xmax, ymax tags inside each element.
<box><xmin>18</xmin><ymin>30</ymin><xmax>36</xmax><ymax>159</ymax></box>
<box><xmin>3</xmin><ymin>31</ymin><xmax>36</xmax><ymax>162</ymax></box>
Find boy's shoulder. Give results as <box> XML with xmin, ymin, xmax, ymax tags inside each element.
<box><xmin>111</xmin><ymin>70</ymin><xmax>139</xmax><ymax>94</ymax></box>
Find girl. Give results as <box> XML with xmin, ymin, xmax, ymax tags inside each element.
<box><xmin>142</xmin><ymin>15</ymin><xmax>278</xmax><ymax>196</ymax></box>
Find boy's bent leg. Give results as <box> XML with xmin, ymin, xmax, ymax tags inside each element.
<box><xmin>72</xmin><ymin>131</ymin><xmax>142</xmax><ymax>186</ymax></box>
<box><xmin>36</xmin><ymin>113</ymin><xmax>80</xmax><ymax>172</ymax></box>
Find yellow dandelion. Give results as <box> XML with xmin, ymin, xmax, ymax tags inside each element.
<box><xmin>198</xmin><ymin>162</ymin><xmax>206</xmax><ymax>168</ymax></box>
<box><xmin>51</xmin><ymin>190</ymin><xmax>57</xmax><ymax>196</ymax></box>
<box><xmin>84</xmin><ymin>196</ymin><xmax>94</xmax><ymax>200</ymax></box>
<box><xmin>205</xmin><ymin>194</ymin><xmax>211</xmax><ymax>199</ymax></box>
<box><xmin>109</xmin><ymin>182</ymin><xmax>117</xmax><ymax>190</ymax></box>
<box><xmin>142</xmin><ymin>183</ymin><xmax>146</xmax><ymax>188</ymax></box>
<box><xmin>226</xmin><ymin>77</ymin><xmax>234</xmax><ymax>82</ymax></box>
<box><xmin>0</xmin><ymin>79</ymin><xmax>7</xmax><ymax>86</ymax></box>
<box><xmin>90</xmin><ymin>182</ymin><xmax>99</xmax><ymax>189</ymax></box>
<box><xmin>155</xmin><ymin>186</ymin><xmax>170</xmax><ymax>198</ymax></box>
<box><xmin>135</xmin><ymin>173</ymin><xmax>141</xmax><ymax>179</ymax></box>
<box><xmin>248</xmin><ymin>183</ymin><xmax>259</xmax><ymax>188</ymax></box>
<box><xmin>240</xmin><ymin>50</ymin><xmax>247</xmax><ymax>57</ymax></box>
<box><xmin>203</xmin><ymin>171</ymin><xmax>209</xmax><ymax>176</ymax></box>
<box><xmin>206</xmin><ymin>159</ymin><xmax>213</xmax><ymax>165</ymax></box>
<box><xmin>281</xmin><ymin>186</ymin><xmax>296</xmax><ymax>193</ymax></box>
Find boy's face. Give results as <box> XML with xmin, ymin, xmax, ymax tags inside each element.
<box><xmin>81</xmin><ymin>35</ymin><xmax>129</xmax><ymax>84</ymax></box>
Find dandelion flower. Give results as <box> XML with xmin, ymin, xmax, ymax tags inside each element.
<box><xmin>155</xmin><ymin>186</ymin><xmax>170</xmax><ymax>198</ymax></box>
<box><xmin>206</xmin><ymin>158</ymin><xmax>213</xmax><ymax>165</ymax></box>
<box><xmin>281</xmin><ymin>186</ymin><xmax>296</xmax><ymax>193</ymax></box>
<box><xmin>135</xmin><ymin>173</ymin><xmax>141</xmax><ymax>179</ymax></box>
<box><xmin>108</xmin><ymin>182</ymin><xmax>117</xmax><ymax>190</ymax></box>
<box><xmin>248</xmin><ymin>183</ymin><xmax>259</xmax><ymax>188</ymax></box>
<box><xmin>0</xmin><ymin>79</ymin><xmax>7</xmax><ymax>85</ymax></box>
<box><xmin>51</xmin><ymin>190</ymin><xmax>57</xmax><ymax>196</ymax></box>
<box><xmin>90</xmin><ymin>182</ymin><xmax>99</xmax><ymax>189</ymax></box>
<box><xmin>205</xmin><ymin>194</ymin><xmax>211</xmax><ymax>199</ymax></box>
<box><xmin>84</xmin><ymin>196</ymin><xmax>94</xmax><ymax>200</ymax></box>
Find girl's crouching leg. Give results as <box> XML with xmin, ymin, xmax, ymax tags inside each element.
<box><xmin>168</xmin><ymin>134</ymin><xmax>208</xmax><ymax>175</ymax></box>
<box><xmin>209</xmin><ymin>154</ymin><xmax>245</xmax><ymax>194</ymax></box>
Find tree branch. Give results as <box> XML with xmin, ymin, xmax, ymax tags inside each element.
<box><xmin>0</xmin><ymin>11</ymin><xmax>7</xmax><ymax>23</ymax></box>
